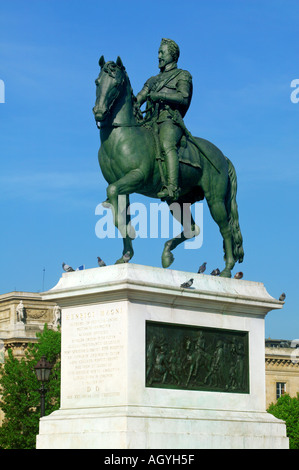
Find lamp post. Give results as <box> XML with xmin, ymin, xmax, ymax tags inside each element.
<box><xmin>34</xmin><ymin>355</ymin><xmax>53</xmax><ymax>417</ymax></box>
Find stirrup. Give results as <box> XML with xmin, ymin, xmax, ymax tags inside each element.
<box><xmin>157</xmin><ymin>185</ymin><xmax>180</xmax><ymax>202</ymax></box>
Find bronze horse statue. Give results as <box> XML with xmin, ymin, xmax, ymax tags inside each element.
<box><xmin>92</xmin><ymin>56</ymin><xmax>244</xmax><ymax>277</ymax></box>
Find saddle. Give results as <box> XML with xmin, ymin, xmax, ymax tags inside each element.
<box><xmin>176</xmin><ymin>135</ymin><xmax>202</xmax><ymax>169</ymax></box>
<box><xmin>145</xmin><ymin>120</ymin><xmax>202</xmax><ymax>171</ymax></box>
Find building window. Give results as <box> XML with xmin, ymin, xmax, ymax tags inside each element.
<box><xmin>276</xmin><ymin>382</ymin><xmax>286</xmax><ymax>400</ymax></box>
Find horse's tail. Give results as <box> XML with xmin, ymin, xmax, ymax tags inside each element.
<box><xmin>224</xmin><ymin>157</ymin><xmax>244</xmax><ymax>263</ymax></box>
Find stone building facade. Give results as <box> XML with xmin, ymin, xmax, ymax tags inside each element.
<box><xmin>0</xmin><ymin>291</ymin><xmax>60</xmax><ymax>424</ymax></box>
<box><xmin>265</xmin><ymin>339</ymin><xmax>299</xmax><ymax>408</ymax></box>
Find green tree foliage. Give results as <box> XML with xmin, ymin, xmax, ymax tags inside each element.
<box><xmin>0</xmin><ymin>324</ymin><xmax>61</xmax><ymax>449</ymax></box>
<box><xmin>267</xmin><ymin>393</ymin><xmax>299</xmax><ymax>449</ymax></box>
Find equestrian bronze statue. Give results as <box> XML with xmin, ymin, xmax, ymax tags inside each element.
<box><xmin>92</xmin><ymin>39</ymin><xmax>244</xmax><ymax>278</ymax></box>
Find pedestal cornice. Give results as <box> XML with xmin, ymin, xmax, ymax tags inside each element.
<box><xmin>42</xmin><ymin>263</ymin><xmax>282</xmax><ymax>316</ymax></box>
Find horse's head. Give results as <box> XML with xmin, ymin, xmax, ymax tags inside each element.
<box><xmin>93</xmin><ymin>56</ymin><xmax>126</xmax><ymax>125</ymax></box>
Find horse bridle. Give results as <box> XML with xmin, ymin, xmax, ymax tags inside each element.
<box><xmin>96</xmin><ymin>63</ymin><xmax>153</xmax><ymax>130</ymax></box>
<box><xmin>95</xmin><ymin>64</ymin><xmax>127</xmax><ymax>127</ymax></box>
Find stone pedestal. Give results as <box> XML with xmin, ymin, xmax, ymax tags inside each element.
<box><xmin>36</xmin><ymin>264</ymin><xmax>289</xmax><ymax>449</ymax></box>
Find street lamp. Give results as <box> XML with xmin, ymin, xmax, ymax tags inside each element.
<box><xmin>34</xmin><ymin>355</ymin><xmax>53</xmax><ymax>417</ymax></box>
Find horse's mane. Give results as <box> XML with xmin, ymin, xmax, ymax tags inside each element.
<box><xmin>103</xmin><ymin>61</ymin><xmax>143</xmax><ymax>123</ymax></box>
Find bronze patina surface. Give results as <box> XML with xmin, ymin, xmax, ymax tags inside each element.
<box><xmin>93</xmin><ymin>40</ymin><xmax>244</xmax><ymax>278</ymax></box>
<box><xmin>146</xmin><ymin>320</ymin><xmax>249</xmax><ymax>394</ymax></box>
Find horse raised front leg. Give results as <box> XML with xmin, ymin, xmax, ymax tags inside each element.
<box><xmin>162</xmin><ymin>202</ymin><xmax>200</xmax><ymax>268</ymax></box>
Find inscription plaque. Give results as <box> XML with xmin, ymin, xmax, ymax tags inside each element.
<box><xmin>62</xmin><ymin>304</ymin><xmax>125</xmax><ymax>406</ymax></box>
<box><xmin>146</xmin><ymin>321</ymin><xmax>249</xmax><ymax>393</ymax></box>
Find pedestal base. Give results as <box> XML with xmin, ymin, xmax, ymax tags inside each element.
<box><xmin>37</xmin><ymin>406</ymin><xmax>288</xmax><ymax>449</ymax></box>
<box><xmin>37</xmin><ymin>264</ymin><xmax>289</xmax><ymax>449</ymax></box>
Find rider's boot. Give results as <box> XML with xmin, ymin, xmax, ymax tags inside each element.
<box><xmin>157</xmin><ymin>148</ymin><xmax>180</xmax><ymax>202</ymax></box>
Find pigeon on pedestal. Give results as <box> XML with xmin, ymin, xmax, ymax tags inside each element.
<box><xmin>198</xmin><ymin>262</ymin><xmax>207</xmax><ymax>274</ymax></box>
<box><xmin>62</xmin><ymin>262</ymin><xmax>74</xmax><ymax>272</ymax></box>
<box><xmin>97</xmin><ymin>257</ymin><xmax>106</xmax><ymax>267</ymax></box>
<box><xmin>180</xmin><ymin>278</ymin><xmax>194</xmax><ymax>288</ymax></box>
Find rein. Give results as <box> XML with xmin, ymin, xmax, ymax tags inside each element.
<box><xmin>98</xmin><ymin>121</ymin><xmax>143</xmax><ymax>129</ymax></box>
<box><xmin>97</xmin><ymin>107</ymin><xmax>155</xmax><ymax>130</ymax></box>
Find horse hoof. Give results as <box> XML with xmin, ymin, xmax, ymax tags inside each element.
<box><xmin>115</xmin><ymin>257</ymin><xmax>129</xmax><ymax>265</ymax></box>
<box><xmin>219</xmin><ymin>269</ymin><xmax>232</xmax><ymax>278</ymax></box>
<box><xmin>102</xmin><ymin>199</ymin><xmax>111</xmax><ymax>208</ymax></box>
<box><xmin>162</xmin><ymin>251</ymin><xmax>174</xmax><ymax>268</ymax></box>
<box><xmin>115</xmin><ymin>251</ymin><xmax>134</xmax><ymax>265</ymax></box>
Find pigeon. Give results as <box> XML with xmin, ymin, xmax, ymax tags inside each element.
<box><xmin>122</xmin><ymin>251</ymin><xmax>131</xmax><ymax>263</ymax></box>
<box><xmin>97</xmin><ymin>256</ymin><xmax>106</xmax><ymax>267</ymax></box>
<box><xmin>234</xmin><ymin>272</ymin><xmax>243</xmax><ymax>280</ymax></box>
<box><xmin>180</xmin><ymin>278</ymin><xmax>194</xmax><ymax>288</ymax></box>
<box><xmin>62</xmin><ymin>262</ymin><xmax>74</xmax><ymax>272</ymax></box>
<box><xmin>198</xmin><ymin>262</ymin><xmax>207</xmax><ymax>274</ymax></box>
<box><xmin>279</xmin><ymin>292</ymin><xmax>286</xmax><ymax>302</ymax></box>
<box><xmin>210</xmin><ymin>268</ymin><xmax>220</xmax><ymax>276</ymax></box>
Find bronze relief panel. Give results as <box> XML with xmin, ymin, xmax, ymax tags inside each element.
<box><xmin>146</xmin><ymin>321</ymin><xmax>249</xmax><ymax>394</ymax></box>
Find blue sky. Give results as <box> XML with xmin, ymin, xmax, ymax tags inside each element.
<box><xmin>0</xmin><ymin>0</ymin><xmax>298</xmax><ymax>340</ymax></box>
